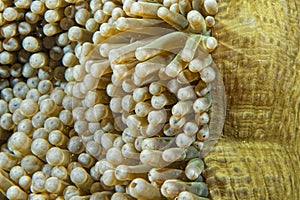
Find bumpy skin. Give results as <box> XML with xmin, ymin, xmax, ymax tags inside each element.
<box><xmin>205</xmin><ymin>0</ymin><xmax>300</xmax><ymax>199</ymax></box>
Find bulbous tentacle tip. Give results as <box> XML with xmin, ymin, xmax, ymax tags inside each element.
<box><xmin>205</xmin><ymin>37</ymin><xmax>218</xmax><ymax>52</ymax></box>
<box><xmin>204</xmin><ymin>0</ymin><xmax>218</xmax><ymax>16</ymax></box>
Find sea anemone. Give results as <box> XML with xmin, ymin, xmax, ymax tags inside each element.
<box><xmin>0</xmin><ymin>0</ymin><xmax>225</xmax><ymax>199</ymax></box>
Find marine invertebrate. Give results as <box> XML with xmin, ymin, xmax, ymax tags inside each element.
<box><xmin>0</xmin><ymin>0</ymin><xmax>225</xmax><ymax>199</ymax></box>
<box><xmin>72</xmin><ymin>23</ymin><xmax>226</xmax><ymax>198</ymax></box>
<box><xmin>4</xmin><ymin>0</ymin><xmax>298</xmax><ymax>199</ymax></box>
<box><xmin>204</xmin><ymin>1</ymin><xmax>300</xmax><ymax>199</ymax></box>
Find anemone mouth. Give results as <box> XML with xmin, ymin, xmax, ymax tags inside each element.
<box><xmin>71</xmin><ymin>26</ymin><xmax>225</xmax><ymax>165</ymax></box>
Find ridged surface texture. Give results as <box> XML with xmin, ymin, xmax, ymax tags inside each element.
<box><xmin>205</xmin><ymin>0</ymin><xmax>300</xmax><ymax>199</ymax></box>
